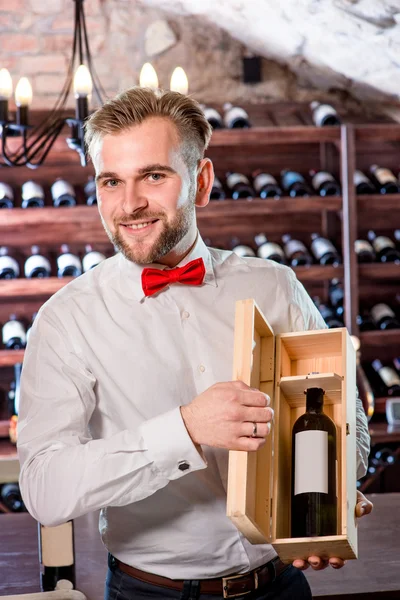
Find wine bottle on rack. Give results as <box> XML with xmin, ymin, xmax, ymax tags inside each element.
<box><xmin>356</xmin><ymin>311</ymin><xmax>377</xmax><ymax>332</ymax></box>
<box><xmin>21</xmin><ymin>181</ymin><xmax>46</xmax><ymax>208</ymax></box>
<box><xmin>354</xmin><ymin>170</ymin><xmax>376</xmax><ymax>195</ymax></box>
<box><xmin>2</xmin><ymin>315</ymin><xmax>26</xmax><ymax>350</ymax></box>
<box><xmin>223</xmin><ymin>103</ymin><xmax>251</xmax><ymax>129</ymax></box>
<box><xmin>328</xmin><ymin>278</ymin><xmax>344</xmax><ymax>317</ymax></box>
<box><xmin>281</xmin><ymin>170</ymin><xmax>311</xmax><ymax>197</ymax></box>
<box><xmin>252</xmin><ymin>171</ymin><xmax>282</xmax><ymax>199</ymax></box>
<box><xmin>291</xmin><ymin>387</ymin><xmax>337</xmax><ymax>537</ymax></box>
<box><xmin>282</xmin><ymin>234</ymin><xmax>313</xmax><ymax>266</ymax></box>
<box><xmin>310</xmin><ymin>170</ymin><xmax>341</xmax><ymax>197</ymax></box>
<box><xmin>355</xmin><ymin>239</ymin><xmax>375</xmax><ymax>263</ymax></box>
<box><xmin>310</xmin><ymin>234</ymin><xmax>341</xmax><ymax>266</ymax></box>
<box><xmin>225</xmin><ymin>172</ymin><xmax>255</xmax><ymax>200</ymax></box>
<box><xmin>57</xmin><ymin>245</ymin><xmax>82</xmax><ymax>278</ymax></box>
<box><xmin>394</xmin><ymin>229</ymin><xmax>400</xmax><ymax>248</ymax></box>
<box><xmin>210</xmin><ymin>177</ymin><xmax>226</xmax><ymax>200</ymax></box>
<box><xmin>351</xmin><ymin>336</ymin><xmax>375</xmax><ymax>422</ymax></box>
<box><xmin>313</xmin><ymin>297</ymin><xmax>344</xmax><ymax>328</ymax></box>
<box><xmin>202</xmin><ymin>105</ymin><xmax>224</xmax><ymax>129</ymax></box>
<box><xmin>82</xmin><ymin>245</ymin><xmax>106</xmax><ymax>272</ymax></box>
<box><xmin>254</xmin><ymin>234</ymin><xmax>286</xmax><ymax>264</ymax></box>
<box><xmin>0</xmin><ymin>247</ymin><xmax>20</xmax><ymax>279</ymax></box>
<box><xmin>371</xmin><ymin>359</ymin><xmax>400</xmax><ymax>396</ymax></box>
<box><xmin>370</xmin><ymin>302</ymin><xmax>400</xmax><ymax>330</ymax></box>
<box><xmin>51</xmin><ymin>180</ymin><xmax>77</xmax><ymax>207</ymax></box>
<box><xmin>368</xmin><ymin>231</ymin><xmax>400</xmax><ymax>263</ymax></box>
<box><xmin>310</xmin><ymin>101</ymin><xmax>341</xmax><ymax>127</ymax></box>
<box><xmin>0</xmin><ymin>483</ymin><xmax>25</xmax><ymax>512</ymax></box>
<box><xmin>0</xmin><ymin>182</ymin><xmax>14</xmax><ymax>208</ymax></box>
<box><xmin>84</xmin><ymin>177</ymin><xmax>97</xmax><ymax>206</ymax></box>
<box><xmin>24</xmin><ymin>245</ymin><xmax>52</xmax><ymax>278</ymax></box>
<box><xmin>369</xmin><ymin>165</ymin><xmax>400</xmax><ymax>194</ymax></box>
<box><xmin>394</xmin><ymin>357</ymin><xmax>400</xmax><ymax>374</ymax></box>
<box><xmin>39</xmin><ymin>521</ymin><xmax>76</xmax><ymax>591</ymax></box>
<box><xmin>230</xmin><ymin>237</ymin><xmax>256</xmax><ymax>257</ymax></box>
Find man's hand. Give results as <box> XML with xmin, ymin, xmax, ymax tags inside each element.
<box><xmin>180</xmin><ymin>381</ymin><xmax>273</xmax><ymax>452</ymax></box>
<box><xmin>292</xmin><ymin>490</ymin><xmax>374</xmax><ymax>571</ymax></box>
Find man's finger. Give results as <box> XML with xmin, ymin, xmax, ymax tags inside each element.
<box><xmin>355</xmin><ymin>491</ymin><xmax>373</xmax><ymax>518</ymax></box>
<box><xmin>307</xmin><ymin>556</ymin><xmax>329</xmax><ymax>570</ymax></box>
<box><xmin>292</xmin><ymin>559</ymin><xmax>309</xmax><ymax>570</ymax></box>
<box><xmin>240</xmin><ymin>390</ymin><xmax>271</xmax><ymax>407</ymax></box>
<box><xmin>329</xmin><ymin>558</ymin><xmax>346</xmax><ymax>569</ymax></box>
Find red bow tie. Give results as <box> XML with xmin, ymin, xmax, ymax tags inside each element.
<box><xmin>141</xmin><ymin>257</ymin><xmax>206</xmax><ymax>297</ymax></box>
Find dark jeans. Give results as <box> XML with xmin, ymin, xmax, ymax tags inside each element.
<box><xmin>104</xmin><ymin>553</ymin><xmax>312</xmax><ymax>600</ymax></box>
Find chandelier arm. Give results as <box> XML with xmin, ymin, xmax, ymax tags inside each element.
<box><xmin>81</xmin><ymin>2</ymin><xmax>107</xmax><ymax>103</ymax></box>
<box><xmin>25</xmin><ymin>120</ymin><xmax>68</xmax><ymax>169</ymax></box>
<box><xmin>9</xmin><ymin>117</ymin><xmax>66</xmax><ymax>165</ymax></box>
<box><xmin>0</xmin><ymin>127</ymin><xmax>19</xmax><ymax>167</ymax></box>
<box><xmin>18</xmin><ymin>118</ymin><xmax>67</xmax><ymax>166</ymax></box>
<box><xmin>76</xmin><ymin>0</ymin><xmax>84</xmax><ymax>66</ymax></box>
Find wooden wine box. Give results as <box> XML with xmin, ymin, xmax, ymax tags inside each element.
<box><xmin>226</xmin><ymin>299</ymin><xmax>358</xmax><ymax>563</ymax></box>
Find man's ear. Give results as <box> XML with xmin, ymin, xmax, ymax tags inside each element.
<box><xmin>195</xmin><ymin>158</ymin><xmax>214</xmax><ymax>208</ymax></box>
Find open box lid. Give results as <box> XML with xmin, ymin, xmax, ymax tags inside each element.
<box><xmin>226</xmin><ymin>298</ymin><xmax>275</xmax><ymax>544</ymax></box>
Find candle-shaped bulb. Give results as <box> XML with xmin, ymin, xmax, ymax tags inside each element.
<box><xmin>170</xmin><ymin>67</ymin><xmax>188</xmax><ymax>95</ymax></box>
<box><xmin>73</xmin><ymin>65</ymin><xmax>93</xmax><ymax>97</ymax></box>
<box><xmin>15</xmin><ymin>77</ymin><xmax>33</xmax><ymax>107</ymax></box>
<box><xmin>0</xmin><ymin>69</ymin><xmax>13</xmax><ymax>100</ymax></box>
<box><xmin>139</xmin><ymin>63</ymin><xmax>159</xmax><ymax>90</ymax></box>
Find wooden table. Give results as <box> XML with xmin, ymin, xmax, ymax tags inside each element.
<box><xmin>0</xmin><ymin>494</ymin><xmax>399</xmax><ymax>600</ymax></box>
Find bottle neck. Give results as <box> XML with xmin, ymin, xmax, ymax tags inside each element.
<box><xmin>305</xmin><ymin>388</ymin><xmax>324</xmax><ymax>413</ymax></box>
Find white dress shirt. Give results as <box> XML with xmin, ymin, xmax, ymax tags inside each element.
<box><xmin>17</xmin><ymin>232</ymin><xmax>370</xmax><ymax>579</ymax></box>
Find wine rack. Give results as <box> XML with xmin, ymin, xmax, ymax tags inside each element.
<box><xmin>1</xmin><ymin>106</ymin><xmax>400</xmax><ymax>477</ymax></box>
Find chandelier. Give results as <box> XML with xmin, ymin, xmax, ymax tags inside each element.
<box><xmin>0</xmin><ymin>0</ymin><xmax>105</xmax><ymax>169</ymax></box>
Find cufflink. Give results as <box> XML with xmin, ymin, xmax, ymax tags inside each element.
<box><xmin>178</xmin><ymin>460</ymin><xmax>190</xmax><ymax>472</ymax></box>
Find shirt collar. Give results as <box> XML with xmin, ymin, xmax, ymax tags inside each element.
<box><xmin>117</xmin><ymin>231</ymin><xmax>217</xmax><ymax>302</ymax></box>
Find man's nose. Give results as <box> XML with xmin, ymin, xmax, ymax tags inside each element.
<box><xmin>121</xmin><ymin>181</ymin><xmax>148</xmax><ymax>214</ymax></box>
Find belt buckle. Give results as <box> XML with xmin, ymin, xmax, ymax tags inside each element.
<box><xmin>222</xmin><ymin>571</ymin><xmax>258</xmax><ymax>599</ymax></box>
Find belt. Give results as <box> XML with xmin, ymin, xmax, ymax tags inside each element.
<box><xmin>114</xmin><ymin>556</ymin><xmax>289</xmax><ymax>598</ymax></box>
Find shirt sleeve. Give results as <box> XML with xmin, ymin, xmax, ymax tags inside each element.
<box><xmin>17</xmin><ymin>308</ymin><xmax>207</xmax><ymax>528</ymax></box>
<box><xmin>285</xmin><ymin>269</ymin><xmax>370</xmax><ymax>480</ymax></box>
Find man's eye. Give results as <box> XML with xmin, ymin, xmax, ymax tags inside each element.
<box><xmin>105</xmin><ymin>179</ymin><xmax>119</xmax><ymax>187</ymax></box>
<box><xmin>147</xmin><ymin>173</ymin><xmax>165</xmax><ymax>182</ymax></box>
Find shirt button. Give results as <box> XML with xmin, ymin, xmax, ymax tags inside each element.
<box><xmin>199</xmin><ymin>365</ymin><xmax>206</xmax><ymax>373</ymax></box>
<box><xmin>182</xmin><ymin>311</ymin><xmax>190</xmax><ymax>319</ymax></box>
<box><xmin>178</xmin><ymin>460</ymin><xmax>190</xmax><ymax>472</ymax></box>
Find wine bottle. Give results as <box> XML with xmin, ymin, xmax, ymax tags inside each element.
<box><xmin>368</xmin><ymin>231</ymin><xmax>400</xmax><ymax>263</ymax></box>
<box><xmin>282</xmin><ymin>234</ymin><xmax>313</xmax><ymax>267</ymax></box>
<box><xmin>0</xmin><ymin>182</ymin><xmax>14</xmax><ymax>208</ymax></box>
<box><xmin>231</xmin><ymin>237</ymin><xmax>256</xmax><ymax>258</ymax></box>
<box><xmin>82</xmin><ymin>244</ymin><xmax>106</xmax><ymax>272</ymax></box>
<box><xmin>202</xmin><ymin>106</ymin><xmax>223</xmax><ymax>129</ymax></box>
<box><xmin>39</xmin><ymin>521</ymin><xmax>76</xmax><ymax>591</ymax></box>
<box><xmin>351</xmin><ymin>336</ymin><xmax>375</xmax><ymax>422</ymax></box>
<box><xmin>225</xmin><ymin>172</ymin><xmax>255</xmax><ymax>200</ymax></box>
<box><xmin>355</xmin><ymin>239</ymin><xmax>375</xmax><ymax>263</ymax></box>
<box><xmin>370</xmin><ymin>303</ymin><xmax>400</xmax><ymax>330</ymax></box>
<box><xmin>223</xmin><ymin>103</ymin><xmax>251</xmax><ymax>129</ymax></box>
<box><xmin>291</xmin><ymin>387</ymin><xmax>337</xmax><ymax>537</ymax></box>
<box><xmin>354</xmin><ymin>170</ymin><xmax>376</xmax><ymax>195</ymax></box>
<box><xmin>84</xmin><ymin>177</ymin><xmax>97</xmax><ymax>206</ymax></box>
<box><xmin>356</xmin><ymin>311</ymin><xmax>377</xmax><ymax>332</ymax></box>
<box><xmin>371</xmin><ymin>359</ymin><xmax>400</xmax><ymax>396</ymax></box>
<box><xmin>369</xmin><ymin>165</ymin><xmax>400</xmax><ymax>194</ymax></box>
<box><xmin>328</xmin><ymin>278</ymin><xmax>344</xmax><ymax>317</ymax></box>
<box><xmin>254</xmin><ymin>234</ymin><xmax>286</xmax><ymax>264</ymax></box>
<box><xmin>24</xmin><ymin>245</ymin><xmax>52</xmax><ymax>278</ymax></box>
<box><xmin>281</xmin><ymin>170</ymin><xmax>311</xmax><ymax>197</ymax></box>
<box><xmin>0</xmin><ymin>483</ymin><xmax>25</xmax><ymax>512</ymax></box>
<box><xmin>21</xmin><ymin>181</ymin><xmax>46</xmax><ymax>208</ymax></box>
<box><xmin>0</xmin><ymin>246</ymin><xmax>20</xmax><ymax>279</ymax></box>
<box><xmin>57</xmin><ymin>244</ymin><xmax>82</xmax><ymax>278</ymax></box>
<box><xmin>310</xmin><ymin>170</ymin><xmax>341</xmax><ymax>197</ymax></box>
<box><xmin>51</xmin><ymin>180</ymin><xmax>77</xmax><ymax>207</ymax></box>
<box><xmin>373</xmin><ymin>448</ymin><xmax>396</xmax><ymax>466</ymax></box>
<box><xmin>310</xmin><ymin>101</ymin><xmax>341</xmax><ymax>127</ymax></box>
<box><xmin>310</xmin><ymin>234</ymin><xmax>341</xmax><ymax>266</ymax></box>
<box><xmin>2</xmin><ymin>315</ymin><xmax>26</xmax><ymax>350</ymax></box>
<box><xmin>313</xmin><ymin>298</ymin><xmax>344</xmax><ymax>328</ymax></box>
<box><xmin>253</xmin><ymin>172</ymin><xmax>282</xmax><ymax>199</ymax></box>
<box><xmin>210</xmin><ymin>177</ymin><xmax>226</xmax><ymax>200</ymax></box>
<box><xmin>394</xmin><ymin>357</ymin><xmax>400</xmax><ymax>374</ymax></box>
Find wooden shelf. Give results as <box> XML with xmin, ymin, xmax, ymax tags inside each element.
<box><xmin>294</xmin><ymin>265</ymin><xmax>343</xmax><ymax>282</ymax></box>
<box><xmin>357</xmin><ymin>194</ymin><xmax>400</xmax><ymax>211</ymax></box>
<box><xmin>0</xmin><ymin>351</ymin><xmax>24</xmax><ymax>367</ymax></box>
<box><xmin>359</xmin><ymin>330</ymin><xmax>400</xmax><ymax>362</ymax></box>
<box><xmin>0</xmin><ymin>277</ymin><xmax>73</xmax><ymax>299</ymax></box>
<box><xmin>210</xmin><ymin>126</ymin><xmax>341</xmax><ymax>146</ymax></box>
<box><xmin>355</xmin><ymin>123</ymin><xmax>400</xmax><ymax>142</ymax></box>
<box><xmin>0</xmin><ymin>439</ymin><xmax>19</xmax><ymax>484</ymax></box>
<box><xmin>207</xmin><ymin>197</ymin><xmax>342</xmax><ymax>214</ymax></box>
<box><xmin>368</xmin><ymin>421</ymin><xmax>400</xmax><ymax>444</ymax></box>
<box><xmin>359</xmin><ymin>263</ymin><xmax>400</xmax><ymax>280</ymax></box>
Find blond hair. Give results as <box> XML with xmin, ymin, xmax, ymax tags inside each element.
<box><xmin>85</xmin><ymin>87</ymin><xmax>213</xmax><ymax>172</ymax></box>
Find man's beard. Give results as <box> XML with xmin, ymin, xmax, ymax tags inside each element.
<box><xmin>102</xmin><ymin>189</ymin><xmax>196</xmax><ymax>265</ymax></box>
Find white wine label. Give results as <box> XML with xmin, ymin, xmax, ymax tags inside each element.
<box><xmin>203</xmin><ymin>107</ymin><xmax>223</xmax><ymax>124</ymax></box>
<box><xmin>371</xmin><ymin>303</ymin><xmax>395</xmax><ymax>324</ymax></box>
<box><xmin>226</xmin><ymin>173</ymin><xmax>250</xmax><ymax>189</ymax></box>
<box><xmin>312</xmin><ymin>104</ymin><xmax>338</xmax><ymax>127</ymax></box>
<box><xmin>373</xmin><ymin>167</ymin><xmax>397</xmax><ymax>184</ymax></box>
<box><xmin>311</xmin><ymin>237</ymin><xmax>336</xmax><ymax>259</ymax></box>
<box><xmin>379</xmin><ymin>367</ymin><xmax>400</xmax><ymax>388</ymax></box>
<box><xmin>232</xmin><ymin>245</ymin><xmax>256</xmax><ymax>257</ymax></box>
<box><xmin>24</xmin><ymin>255</ymin><xmax>51</xmax><ymax>277</ymax></box>
<box><xmin>354</xmin><ymin>170</ymin><xmax>370</xmax><ymax>186</ymax></box>
<box><xmin>294</xmin><ymin>430</ymin><xmax>328</xmax><ymax>495</ymax></box>
<box><xmin>224</xmin><ymin>106</ymin><xmax>249</xmax><ymax>128</ymax></box>
<box><xmin>22</xmin><ymin>181</ymin><xmax>45</xmax><ymax>200</ymax></box>
<box><xmin>285</xmin><ymin>239</ymin><xmax>308</xmax><ymax>257</ymax></box>
<box><xmin>0</xmin><ymin>256</ymin><xmax>20</xmax><ymax>276</ymax></box>
<box><xmin>83</xmin><ymin>251</ymin><xmax>106</xmax><ymax>272</ymax></box>
<box><xmin>312</xmin><ymin>171</ymin><xmax>335</xmax><ymax>190</ymax></box>
<box><xmin>257</xmin><ymin>242</ymin><xmax>285</xmax><ymax>260</ymax></box>
<box><xmin>40</xmin><ymin>522</ymin><xmax>74</xmax><ymax>567</ymax></box>
<box><xmin>0</xmin><ymin>182</ymin><xmax>13</xmax><ymax>201</ymax></box>
<box><xmin>355</xmin><ymin>239</ymin><xmax>374</xmax><ymax>255</ymax></box>
<box><xmin>253</xmin><ymin>173</ymin><xmax>278</xmax><ymax>192</ymax></box>
<box><xmin>51</xmin><ymin>180</ymin><xmax>76</xmax><ymax>201</ymax></box>
<box><xmin>2</xmin><ymin>320</ymin><xmax>26</xmax><ymax>345</ymax></box>
<box><xmin>57</xmin><ymin>253</ymin><xmax>82</xmax><ymax>273</ymax></box>
<box><xmin>372</xmin><ymin>236</ymin><xmax>395</xmax><ymax>253</ymax></box>
<box><xmin>282</xmin><ymin>171</ymin><xmax>305</xmax><ymax>189</ymax></box>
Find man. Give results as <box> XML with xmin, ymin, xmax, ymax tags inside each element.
<box><xmin>17</xmin><ymin>87</ymin><xmax>372</xmax><ymax>600</ymax></box>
